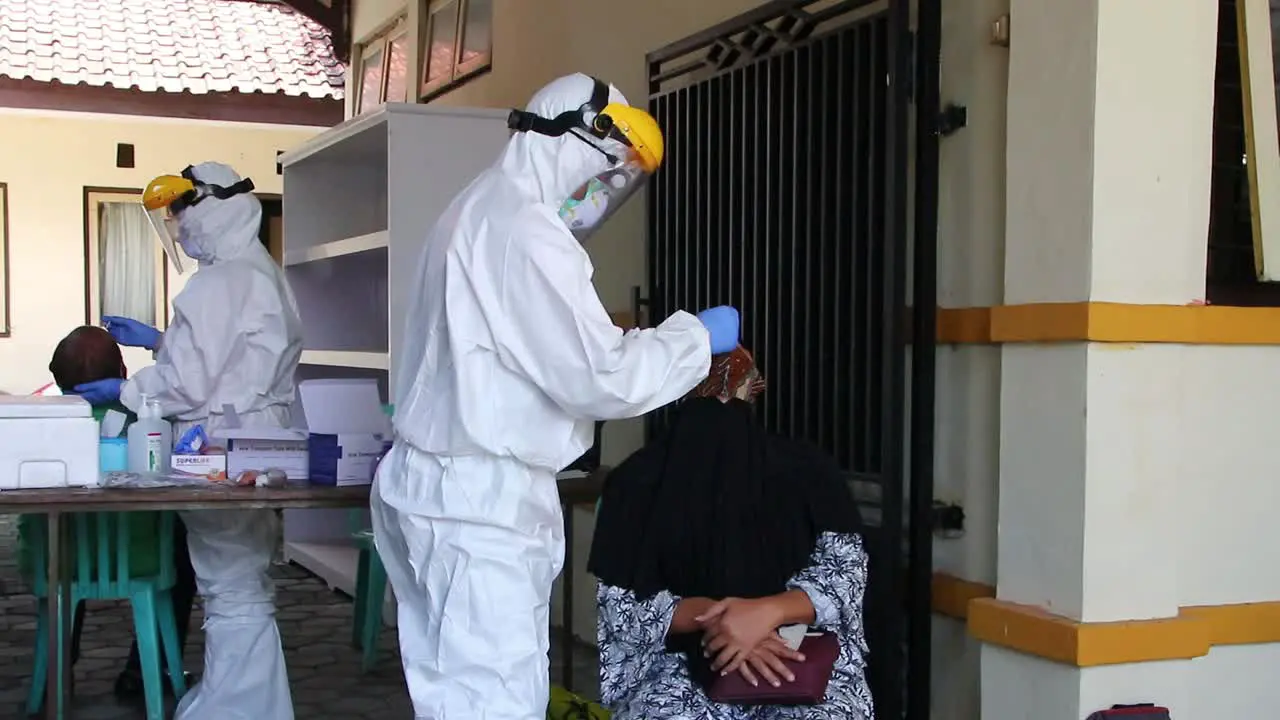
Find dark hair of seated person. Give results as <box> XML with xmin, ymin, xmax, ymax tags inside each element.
<box><xmin>49</xmin><ymin>326</ymin><xmax>128</xmax><ymax>394</ymax></box>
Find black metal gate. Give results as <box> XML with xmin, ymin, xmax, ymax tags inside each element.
<box><xmin>643</xmin><ymin>1</ymin><xmax>939</xmax><ymax>717</ymax></box>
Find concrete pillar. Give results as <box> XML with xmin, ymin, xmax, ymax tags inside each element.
<box><xmin>986</xmin><ymin>0</ymin><xmax>1218</xmax><ymax>716</ymax></box>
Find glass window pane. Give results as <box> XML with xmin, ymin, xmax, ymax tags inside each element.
<box><xmin>385</xmin><ymin>34</ymin><xmax>410</xmax><ymax>103</ymax></box>
<box><xmin>459</xmin><ymin>0</ymin><xmax>492</xmax><ymax>67</ymax></box>
<box><xmin>359</xmin><ymin>47</ymin><xmax>385</xmax><ymax>112</ymax></box>
<box><xmin>425</xmin><ymin>1</ymin><xmax>459</xmax><ymax>87</ymax></box>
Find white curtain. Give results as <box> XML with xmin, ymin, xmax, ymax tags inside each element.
<box><xmin>99</xmin><ymin>201</ymin><xmax>156</xmax><ymax>326</ymax></box>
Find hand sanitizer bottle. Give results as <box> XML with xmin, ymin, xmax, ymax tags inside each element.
<box><xmin>128</xmin><ymin>394</ymin><xmax>173</xmax><ymax>474</ymax></box>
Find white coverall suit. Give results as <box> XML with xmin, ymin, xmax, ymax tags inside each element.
<box><xmin>371</xmin><ymin>73</ymin><xmax>713</xmax><ymax>719</ymax></box>
<box><xmin>120</xmin><ymin>162</ymin><xmax>303</xmax><ymax>720</ymax></box>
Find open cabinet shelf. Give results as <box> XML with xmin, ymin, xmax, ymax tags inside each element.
<box><xmin>280</xmin><ymin>102</ymin><xmax>510</xmax><ymax>582</ymax></box>
<box><xmin>282</xmin><ymin>103</ymin><xmax>508</xmax><ymax>378</ymax></box>
<box><xmin>298</xmin><ymin>350</ymin><xmax>389</xmax><ymax>370</ymax></box>
<box><xmin>283</xmin><ymin>230</ymin><xmax>389</xmax><ymax>267</ymax></box>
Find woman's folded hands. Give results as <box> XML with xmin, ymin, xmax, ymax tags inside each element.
<box><xmin>695</xmin><ymin>591</ymin><xmax>817</xmax><ymax>688</ymax></box>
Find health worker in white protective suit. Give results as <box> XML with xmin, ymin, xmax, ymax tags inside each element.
<box><xmin>370</xmin><ymin>72</ymin><xmax>741</xmax><ymax>720</ymax></box>
<box><xmin>72</xmin><ymin>162</ymin><xmax>302</xmax><ymax>720</ymax></box>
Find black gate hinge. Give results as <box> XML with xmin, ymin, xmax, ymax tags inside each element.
<box><xmin>931</xmin><ymin>501</ymin><xmax>966</xmax><ymax>536</ymax></box>
<box><xmin>936</xmin><ymin>103</ymin><xmax>968</xmax><ymax>137</ymax></box>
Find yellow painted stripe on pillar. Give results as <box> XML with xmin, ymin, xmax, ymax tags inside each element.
<box><xmin>930</xmin><ymin>573</ymin><xmax>995</xmax><ymax>621</ymax></box>
<box><xmin>931</xmin><ymin>573</ymin><xmax>1280</xmax><ymax>666</ymax></box>
<box><xmin>936</xmin><ymin>303</ymin><xmax>1280</xmax><ymax>345</ymax></box>
<box><xmin>968</xmin><ymin>599</ymin><xmax>1210</xmax><ymax>667</ymax></box>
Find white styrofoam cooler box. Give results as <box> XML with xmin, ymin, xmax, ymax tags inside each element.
<box><xmin>0</xmin><ymin>395</ymin><xmax>100</xmax><ymax>489</ymax></box>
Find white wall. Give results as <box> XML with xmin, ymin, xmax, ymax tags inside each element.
<box><xmin>930</xmin><ymin>0</ymin><xmax>1010</xmax><ymax>716</ymax></box>
<box><xmin>0</xmin><ymin>109</ymin><xmax>318</xmax><ymax>395</ymax></box>
<box><xmin>985</xmin><ymin>0</ymin><xmax>1280</xmax><ymax>716</ymax></box>
<box><xmin>984</xmin><ymin>642</ymin><xmax>1280</xmax><ymax>720</ymax></box>
<box><xmin>1175</xmin><ymin>346</ymin><xmax>1280</xmax><ymax>607</ymax></box>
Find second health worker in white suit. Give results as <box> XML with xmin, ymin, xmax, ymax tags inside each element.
<box><xmin>371</xmin><ymin>72</ymin><xmax>739</xmax><ymax>719</ymax></box>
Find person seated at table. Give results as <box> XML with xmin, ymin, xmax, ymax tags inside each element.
<box><xmin>587</xmin><ymin>346</ymin><xmax>874</xmax><ymax>719</ymax></box>
<box><xmin>46</xmin><ymin>325</ymin><xmax>130</xmax><ymax>407</ymax></box>
<box><xmin>22</xmin><ymin>324</ymin><xmax>198</xmax><ymax>701</ymax></box>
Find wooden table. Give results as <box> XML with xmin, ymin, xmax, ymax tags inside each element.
<box><xmin>0</xmin><ymin>470</ymin><xmax>606</xmax><ymax>717</ymax></box>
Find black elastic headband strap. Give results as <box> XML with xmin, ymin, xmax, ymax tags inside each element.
<box><xmin>507</xmin><ymin>77</ymin><xmax>613</xmax><ymax>141</ymax></box>
<box><xmin>209</xmin><ymin>178</ymin><xmax>254</xmax><ymax>199</ymax></box>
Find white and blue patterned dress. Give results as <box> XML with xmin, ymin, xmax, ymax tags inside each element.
<box><xmin>597</xmin><ymin>531</ymin><xmax>874</xmax><ymax>719</ymax></box>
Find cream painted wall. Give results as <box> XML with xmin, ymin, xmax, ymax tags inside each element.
<box><xmin>0</xmin><ymin>109</ymin><xmax>318</xmax><ymax>395</ymax></box>
<box><xmin>352</xmin><ymin>0</ymin><xmax>407</xmax><ymax>41</ymax></box>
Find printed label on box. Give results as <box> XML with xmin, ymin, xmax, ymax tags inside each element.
<box><xmin>171</xmin><ymin>454</ymin><xmax>227</xmax><ymax>478</ymax></box>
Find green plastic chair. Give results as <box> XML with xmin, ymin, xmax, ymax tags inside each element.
<box><xmin>351</xmin><ymin>403</ymin><xmax>393</xmax><ymax>672</ymax></box>
<box><xmin>24</xmin><ymin>512</ymin><xmax>187</xmax><ymax>720</ymax></box>
<box><xmin>349</xmin><ymin>509</ymin><xmax>388</xmax><ymax>674</ymax></box>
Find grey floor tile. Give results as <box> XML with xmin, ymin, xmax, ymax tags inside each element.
<box><xmin>0</xmin><ymin>513</ymin><xmax>599</xmax><ymax>719</ymax></box>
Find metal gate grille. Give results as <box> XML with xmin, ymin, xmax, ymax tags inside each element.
<box><xmin>648</xmin><ymin>16</ymin><xmax>889</xmax><ymax>475</ymax></box>
<box><xmin>644</xmin><ymin>1</ymin><xmax>929</xmax><ymax>717</ymax></box>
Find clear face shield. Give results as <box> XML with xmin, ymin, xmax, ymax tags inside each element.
<box><xmin>141</xmin><ymin>168</ymin><xmax>255</xmax><ymax>274</ymax></box>
<box><xmin>144</xmin><ymin>203</ymin><xmax>185</xmax><ymax>274</ymax></box>
<box><xmin>508</xmin><ymin>76</ymin><xmax>665</xmax><ymax>242</ymax></box>
<box><xmin>557</xmin><ymin>148</ymin><xmax>651</xmax><ymax>242</ymax></box>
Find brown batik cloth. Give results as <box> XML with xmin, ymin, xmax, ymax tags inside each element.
<box><xmin>689</xmin><ymin>345</ymin><xmax>766</xmax><ymax>402</ymax></box>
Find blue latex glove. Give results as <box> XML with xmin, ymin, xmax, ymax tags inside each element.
<box><xmin>696</xmin><ymin>306</ymin><xmax>740</xmax><ymax>354</ymax></box>
<box><xmin>72</xmin><ymin>378</ymin><xmax>124</xmax><ymax>406</ymax></box>
<box><xmin>103</xmin><ymin>315</ymin><xmax>162</xmax><ymax>350</ymax></box>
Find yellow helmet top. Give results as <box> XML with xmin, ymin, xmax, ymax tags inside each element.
<box><xmin>142</xmin><ymin>174</ymin><xmax>196</xmax><ymax>212</ymax></box>
<box><xmin>598</xmin><ymin>103</ymin><xmax>664</xmax><ymax>173</ymax></box>
<box><xmin>507</xmin><ymin>76</ymin><xmax>666</xmax><ymax>173</ymax></box>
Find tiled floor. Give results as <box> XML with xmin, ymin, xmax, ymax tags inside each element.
<box><xmin>0</xmin><ymin>514</ymin><xmax>599</xmax><ymax>719</ymax></box>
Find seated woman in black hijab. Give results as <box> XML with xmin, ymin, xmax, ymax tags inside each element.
<box><xmin>588</xmin><ymin>347</ymin><xmax>873</xmax><ymax>719</ymax></box>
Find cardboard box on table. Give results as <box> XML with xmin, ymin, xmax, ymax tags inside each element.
<box><xmin>205</xmin><ymin>378</ymin><xmax>390</xmax><ymax>483</ymax></box>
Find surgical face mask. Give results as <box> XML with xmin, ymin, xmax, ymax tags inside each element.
<box><xmin>176</xmin><ymin>220</ymin><xmax>204</xmax><ymax>262</ymax></box>
<box><xmin>558</xmin><ymin>177</ymin><xmax>612</xmax><ymax>234</ymax></box>
<box><xmin>143</xmin><ymin>170</ymin><xmax>255</xmax><ymax>274</ymax></box>
<box><xmin>179</xmin><ymin>234</ymin><xmax>200</xmax><ymax>260</ymax></box>
<box><xmin>556</xmin><ymin>161</ymin><xmax>646</xmax><ymax>242</ymax></box>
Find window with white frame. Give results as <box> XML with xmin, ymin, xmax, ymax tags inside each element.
<box><xmin>355</xmin><ymin>17</ymin><xmax>411</xmax><ymax>115</ymax></box>
<box><xmin>421</xmin><ymin>0</ymin><xmax>493</xmax><ymax>101</ymax></box>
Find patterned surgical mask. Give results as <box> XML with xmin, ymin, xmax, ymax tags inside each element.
<box><xmin>558</xmin><ymin>176</ymin><xmax>612</xmax><ymax>235</ymax></box>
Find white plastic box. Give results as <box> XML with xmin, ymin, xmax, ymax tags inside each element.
<box><xmin>0</xmin><ymin>395</ymin><xmax>100</xmax><ymax>489</ymax></box>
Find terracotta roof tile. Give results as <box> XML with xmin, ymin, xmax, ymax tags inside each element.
<box><xmin>0</xmin><ymin>0</ymin><xmax>345</xmax><ymax>99</ymax></box>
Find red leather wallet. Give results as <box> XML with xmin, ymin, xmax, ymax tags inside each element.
<box><xmin>704</xmin><ymin>631</ymin><xmax>839</xmax><ymax>705</ymax></box>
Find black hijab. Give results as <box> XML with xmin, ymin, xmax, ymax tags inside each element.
<box><xmin>587</xmin><ymin>396</ymin><xmax>863</xmax><ymax>602</ymax></box>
